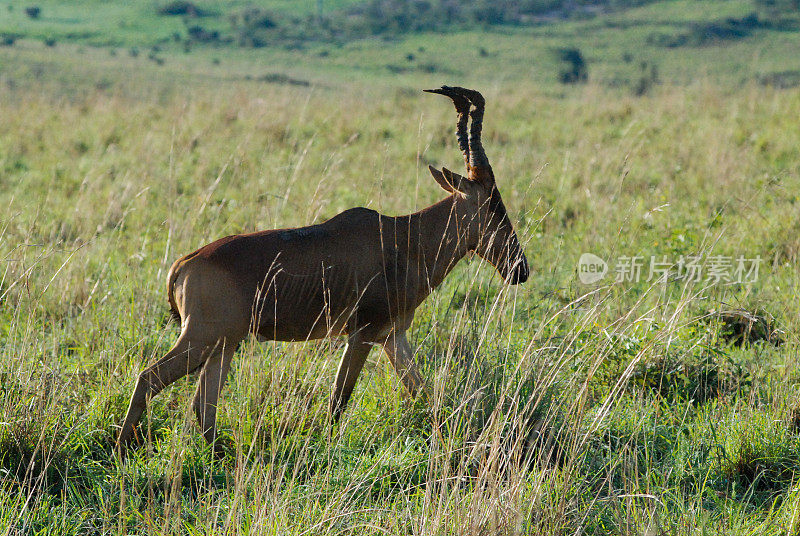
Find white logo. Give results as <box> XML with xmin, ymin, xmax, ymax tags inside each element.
<box><xmin>578</xmin><ymin>253</ymin><xmax>608</xmax><ymax>284</ymax></box>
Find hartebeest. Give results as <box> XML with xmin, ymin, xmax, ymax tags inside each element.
<box><xmin>117</xmin><ymin>86</ymin><xmax>529</xmax><ymax>454</ymax></box>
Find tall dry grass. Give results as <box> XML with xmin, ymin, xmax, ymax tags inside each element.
<box><xmin>1</xmin><ymin>59</ymin><xmax>800</xmax><ymax>534</ymax></box>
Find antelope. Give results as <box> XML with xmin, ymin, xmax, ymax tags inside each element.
<box><xmin>116</xmin><ymin>86</ymin><xmax>529</xmax><ymax>454</ymax></box>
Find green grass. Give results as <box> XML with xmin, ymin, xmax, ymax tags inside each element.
<box><xmin>0</xmin><ymin>1</ymin><xmax>363</xmax><ymax>47</ymax></box>
<box><xmin>3</xmin><ymin>0</ymin><xmax>800</xmax><ymax>533</ymax></box>
<box><xmin>3</xmin><ymin>0</ymin><xmax>800</xmax><ymax>88</ymax></box>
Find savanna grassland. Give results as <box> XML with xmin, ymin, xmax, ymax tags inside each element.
<box><xmin>3</xmin><ymin>0</ymin><xmax>800</xmax><ymax>534</ymax></box>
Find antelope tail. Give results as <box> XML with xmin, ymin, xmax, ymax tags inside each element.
<box><xmin>166</xmin><ymin>260</ymin><xmax>182</xmax><ymax>324</ymax></box>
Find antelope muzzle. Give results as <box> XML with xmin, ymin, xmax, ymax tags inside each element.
<box><xmin>508</xmin><ymin>253</ymin><xmax>530</xmax><ymax>285</ymax></box>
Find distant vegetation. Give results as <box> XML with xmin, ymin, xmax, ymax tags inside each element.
<box><xmin>556</xmin><ymin>47</ymin><xmax>588</xmax><ymax>84</ymax></box>
<box><xmin>755</xmin><ymin>0</ymin><xmax>800</xmax><ymax>13</ymax></box>
<box><xmin>0</xmin><ymin>33</ymin><xmax>18</xmax><ymax>46</ymax></box>
<box><xmin>23</xmin><ymin>5</ymin><xmax>40</xmax><ymax>19</ymax></box>
<box><xmin>156</xmin><ymin>1</ymin><xmax>211</xmax><ymax>17</ymax></box>
<box><xmin>199</xmin><ymin>0</ymin><xmax>671</xmax><ymax>48</ymax></box>
<box><xmin>148</xmin><ymin>0</ymin><xmax>800</xmax><ymax>53</ymax></box>
<box><xmin>3</xmin><ymin>0</ymin><xmax>799</xmax><ymax>92</ymax></box>
<box><xmin>646</xmin><ymin>11</ymin><xmax>792</xmax><ymax>48</ymax></box>
<box><xmin>758</xmin><ymin>69</ymin><xmax>800</xmax><ymax>87</ymax></box>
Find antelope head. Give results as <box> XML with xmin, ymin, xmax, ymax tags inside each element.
<box><xmin>424</xmin><ymin>86</ymin><xmax>529</xmax><ymax>285</ymax></box>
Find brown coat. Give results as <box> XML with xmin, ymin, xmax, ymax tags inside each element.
<box><xmin>116</xmin><ymin>87</ymin><xmax>529</xmax><ymax>455</ymax></box>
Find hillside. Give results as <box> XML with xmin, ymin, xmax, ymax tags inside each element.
<box><xmin>1</xmin><ymin>0</ymin><xmax>800</xmax><ymax>89</ymax></box>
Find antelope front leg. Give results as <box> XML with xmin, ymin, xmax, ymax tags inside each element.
<box><xmin>383</xmin><ymin>331</ymin><xmax>424</xmax><ymax>400</ymax></box>
<box><xmin>330</xmin><ymin>335</ymin><xmax>372</xmax><ymax>422</ymax></box>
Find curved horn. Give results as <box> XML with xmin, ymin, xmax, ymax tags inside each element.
<box><xmin>424</xmin><ymin>86</ymin><xmax>470</xmax><ymax>168</ymax></box>
<box><xmin>452</xmin><ymin>87</ymin><xmax>491</xmax><ymax>173</ymax></box>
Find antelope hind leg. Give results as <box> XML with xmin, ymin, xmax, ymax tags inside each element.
<box><xmin>116</xmin><ymin>330</ymin><xmax>214</xmax><ymax>455</ymax></box>
<box><xmin>192</xmin><ymin>340</ymin><xmax>238</xmax><ymax>453</ymax></box>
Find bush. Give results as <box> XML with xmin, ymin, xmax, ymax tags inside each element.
<box><xmin>719</xmin><ymin>419</ymin><xmax>800</xmax><ymax>497</ymax></box>
<box><xmin>24</xmin><ymin>6</ymin><xmax>41</xmax><ymax>19</ymax></box>
<box><xmin>646</xmin><ymin>31</ymin><xmax>688</xmax><ymax>48</ymax></box>
<box><xmin>557</xmin><ymin>47</ymin><xmax>588</xmax><ymax>84</ymax></box>
<box><xmin>157</xmin><ymin>1</ymin><xmax>205</xmax><ymax>17</ymax></box>
<box><xmin>256</xmin><ymin>73</ymin><xmax>310</xmax><ymax>86</ymax></box>
<box><xmin>229</xmin><ymin>8</ymin><xmax>279</xmax><ymax>47</ymax></box>
<box><xmin>632</xmin><ymin>61</ymin><xmax>659</xmax><ymax>96</ymax></box>
<box><xmin>629</xmin><ymin>347</ymin><xmax>750</xmax><ymax>403</ymax></box>
<box><xmin>758</xmin><ymin>70</ymin><xmax>800</xmax><ymax>89</ymax></box>
<box><xmin>700</xmin><ymin>308</ymin><xmax>784</xmax><ymax>347</ymax></box>
<box><xmin>691</xmin><ymin>12</ymin><xmax>762</xmax><ymax>43</ymax></box>
<box><xmin>754</xmin><ymin>0</ymin><xmax>800</xmax><ymax>15</ymax></box>
<box><xmin>187</xmin><ymin>25</ymin><xmax>220</xmax><ymax>42</ymax></box>
<box><xmin>648</xmin><ymin>13</ymin><xmax>766</xmax><ymax>48</ymax></box>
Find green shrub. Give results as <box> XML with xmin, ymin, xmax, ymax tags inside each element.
<box><xmin>24</xmin><ymin>5</ymin><xmax>40</xmax><ymax>19</ymax></box>
<box><xmin>0</xmin><ymin>33</ymin><xmax>17</xmax><ymax>46</ymax></box>
<box><xmin>557</xmin><ymin>47</ymin><xmax>588</xmax><ymax>84</ymax></box>
<box><xmin>156</xmin><ymin>1</ymin><xmax>205</xmax><ymax>17</ymax></box>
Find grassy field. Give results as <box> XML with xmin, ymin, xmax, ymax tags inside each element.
<box><xmin>3</xmin><ymin>0</ymin><xmax>800</xmax><ymax>86</ymax></box>
<box><xmin>0</xmin><ymin>0</ymin><xmax>365</xmax><ymax>47</ymax></box>
<box><xmin>3</xmin><ymin>0</ymin><xmax>800</xmax><ymax>534</ymax></box>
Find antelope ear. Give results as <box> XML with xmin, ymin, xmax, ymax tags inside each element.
<box><xmin>429</xmin><ymin>165</ymin><xmax>466</xmax><ymax>194</ymax></box>
<box><xmin>442</xmin><ymin>167</ymin><xmax>468</xmax><ymax>188</ymax></box>
<box><xmin>429</xmin><ymin>165</ymin><xmax>456</xmax><ymax>193</ymax></box>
